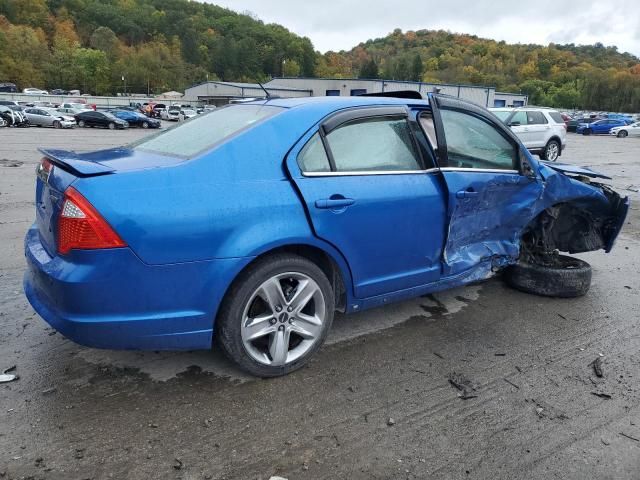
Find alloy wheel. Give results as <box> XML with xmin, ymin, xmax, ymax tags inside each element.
<box><xmin>241</xmin><ymin>272</ymin><xmax>326</xmax><ymax>367</ymax></box>
<box><xmin>546</xmin><ymin>142</ymin><xmax>559</xmax><ymax>161</ymax></box>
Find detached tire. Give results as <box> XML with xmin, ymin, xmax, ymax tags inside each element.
<box><xmin>216</xmin><ymin>253</ymin><xmax>335</xmax><ymax>377</ymax></box>
<box><xmin>505</xmin><ymin>255</ymin><xmax>591</xmax><ymax>298</ymax></box>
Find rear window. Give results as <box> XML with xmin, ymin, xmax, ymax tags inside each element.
<box><xmin>132</xmin><ymin>105</ymin><xmax>281</xmax><ymax>158</ymax></box>
<box><xmin>548</xmin><ymin>111</ymin><xmax>565</xmax><ymax>123</ymax></box>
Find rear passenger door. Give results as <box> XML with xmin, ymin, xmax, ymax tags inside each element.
<box><xmin>286</xmin><ymin>106</ymin><xmax>447</xmax><ymax>299</ymax></box>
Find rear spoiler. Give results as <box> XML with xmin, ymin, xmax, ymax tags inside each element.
<box><xmin>38</xmin><ymin>148</ymin><xmax>115</xmax><ymax>177</ymax></box>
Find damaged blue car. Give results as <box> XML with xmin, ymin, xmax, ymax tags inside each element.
<box><xmin>24</xmin><ymin>93</ymin><xmax>629</xmax><ymax>377</ymax></box>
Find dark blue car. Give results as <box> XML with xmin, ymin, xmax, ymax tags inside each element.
<box><xmin>112</xmin><ymin>109</ymin><xmax>161</xmax><ymax>128</ymax></box>
<box><xmin>577</xmin><ymin>118</ymin><xmax>631</xmax><ymax>135</ymax></box>
<box><xmin>24</xmin><ymin>94</ymin><xmax>629</xmax><ymax>376</ymax></box>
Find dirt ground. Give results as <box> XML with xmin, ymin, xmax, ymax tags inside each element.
<box><xmin>0</xmin><ymin>125</ymin><xmax>639</xmax><ymax>480</ymax></box>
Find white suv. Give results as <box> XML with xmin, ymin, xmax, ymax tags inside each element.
<box><xmin>490</xmin><ymin>107</ymin><xmax>567</xmax><ymax>161</ymax></box>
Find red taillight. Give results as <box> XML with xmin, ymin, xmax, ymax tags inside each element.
<box><xmin>57</xmin><ymin>187</ymin><xmax>126</xmax><ymax>255</ymax></box>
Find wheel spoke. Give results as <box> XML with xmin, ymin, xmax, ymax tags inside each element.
<box><xmin>243</xmin><ymin>314</ymin><xmax>275</xmax><ymax>341</ymax></box>
<box><xmin>258</xmin><ymin>278</ymin><xmax>287</xmax><ymax>312</ymax></box>
<box><xmin>291</xmin><ymin>312</ymin><xmax>322</xmax><ymax>340</ymax></box>
<box><xmin>269</xmin><ymin>328</ymin><xmax>290</xmax><ymax>366</ymax></box>
<box><xmin>288</xmin><ymin>279</ymin><xmax>317</xmax><ymax>313</ymax></box>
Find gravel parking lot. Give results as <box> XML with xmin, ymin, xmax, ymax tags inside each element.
<box><xmin>1</xmin><ymin>127</ymin><xmax>639</xmax><ymax>479</ymax></box>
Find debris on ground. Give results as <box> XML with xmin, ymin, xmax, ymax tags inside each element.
<box><xmin>494</xmin><ymin>353</ymin><xmax>506</xmax><ymax>357</ymax></box>
<box><xmin>626</xmin><ymin>185</ymin><xmax>640</xmax><ymax>193</ymax></box>
<box><xmin>433</xmin><ymin>351</ymin><xmax>444</xmax><ymax>359</ymax></box>
<box><xmin>591</xmin><ymin>392</ymin><xmax>612</xmax><ymax>399</ymax></box>
<box><xmin>619</xmin><ymin>432</ymin><xmax>639</xmax><ymax>442</ymax></box>
<box><xmin>531</xmin><ymin>399</ymin><xmax>569</xmax><ymax>420</ymax></box>
<box><xmin>448</xmin><ymin>372</ymin><xmax>477</xmax><ymax>400</ymax></box>
<box><xmin>504</xmin><ymin>378</ymin><xmax>520</xmax><ymax>389</ymax></box>
<box><xmin>42</xmin><ymin>387</ymin><xmax>57</xmax><ymax>395</ymax></box>
<box><xmin>0</xmin><ymin>366</ymin><xmax>18</xmax><ymax>383</ymax></box>
<box><xmin>590</xmin><ymin>357</ymin><xmax>604</xmax><ymax>377</ymax></box>
<box><xmin>269</xmin><ymin>477</ymin><xmax>288</xmax><ymax>480</ymax></box>
<box><xmin>173</xmin><ymin>458</ymin><xmax>183</xmax><ymax>470</ymax></box>
<box><xmin>387</xmin><ymin>417</ymin><xmax>396</xmax><ymax>426</ymax></box>
<box><xmin>601</xmin><ymin>438</ymin><xmax>610</xmax><ymax>446</ymax></box>
<box><xmin>0</xmin><ymin>159</ymin><xmax>23</xmax><ymax>167</ymax></box>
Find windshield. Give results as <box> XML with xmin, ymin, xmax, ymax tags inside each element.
<box><xmin>132</xmin><ymin>104</ymin><xmax>282</xmax><ymax>158</ymax></box>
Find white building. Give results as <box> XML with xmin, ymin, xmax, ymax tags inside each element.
<box><xmin>182</xmin><ymin>77</ymin><xmax>528</xmax><ymax>108</ymax></box>
<box><xmin>183</xmin><ymin>81</ymin><xmax>312</xmax><ymax>106</ymax></box>
<box><xmin>266</xmin><ymin>77</ymin><xmax>527</xmax><ymax>108</ymax></box>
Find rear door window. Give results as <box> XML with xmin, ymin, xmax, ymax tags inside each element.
<box><xmin>325</xmin><ymin>117</ymin><xmax>421</xmax><ymax>172</ymax></box>
<box><xmin>527</xmin><ymin>111</ymin><xmax>548</xmax><ymax>125</ymax></box>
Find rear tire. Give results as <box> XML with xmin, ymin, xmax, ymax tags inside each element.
<box><xmin>540</xmin><ymin>139</ymin><xmax>560</xmax><ymax>161</ymax></box>
<box><xmin>216</xmin><ymin>253</ymin><xmax>335</xmax><ymax>377</ymax></box>
<box><xmin>617</xmin><ymin>130</ymin><xmax>628</xmax><ymax>138</ymax></box>
<box><xmin>504</xmin><ymin>255</ymin><xmax>591</xmax><ymax>298</ymax></box>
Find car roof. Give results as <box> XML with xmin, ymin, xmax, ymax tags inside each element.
<box><xmin>240</xmin><ymin>95</ymin><xmax>430</xmax><ymax>119</ymax></box>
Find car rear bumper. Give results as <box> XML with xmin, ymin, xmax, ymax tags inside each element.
<box><xmin>23</xmin><ymin>225</ymin><xmax>250</xmax><ymax>350</ymax></box>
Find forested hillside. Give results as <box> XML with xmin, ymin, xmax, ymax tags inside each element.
<box><xmin>328</xmin><ymin>29</ymin><xmax>640</xmax><ymax>112</ymax></box>
<box><xmin>0</xmin><ymin>0</ymin><xmax>315</xmax><ymax>94</ymax></box>
<box><xmin>1</xmin><ymin>0</ymin><xmax>639</xmax><ymax>111</ymax></box>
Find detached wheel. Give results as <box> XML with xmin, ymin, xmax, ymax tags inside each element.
<box><xmin>504</xmin><ymin>255</ymin><xmax>591</xmax><ymax>298</ymax></box>
<box><xmin>617</xmin><ymin>130</ymin><xmax>628</xmax><ymax>138</ymax></box>
<box><xmin>217</xmin><ymin>254</ymin><xmax>334</xmax><ymax>377</ymax></box>
<box><xmin>541</xmin><ymin>139</ymin><xmax>560</xmax><ymax>161</ymax></box>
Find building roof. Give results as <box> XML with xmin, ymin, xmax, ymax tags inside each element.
<box><xmin>185</xmin><ymin>80</ymin><xmax>312</xmax><ymax>93</ymax></box>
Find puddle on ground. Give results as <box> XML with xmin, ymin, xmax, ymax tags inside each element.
<box><xmin>77</xmin><ymin>284</ymin><xmax>482</xmax><ymax>383</ymax></box>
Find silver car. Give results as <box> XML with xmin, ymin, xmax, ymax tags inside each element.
<box><xmin>24</xmin><ymin>108</ymin><xmax>75</xmax><ymax>129</ymax></box>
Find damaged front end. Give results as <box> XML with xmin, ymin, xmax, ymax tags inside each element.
<box><xmin>521</xmin><ymin>172</ymin><xmax>629</xmax><ymax>266</ymax></box>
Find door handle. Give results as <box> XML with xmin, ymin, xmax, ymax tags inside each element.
<box><xmin>315</xmin><ymin>197</ymin><xmax>355</xmax><ymax>209</ymax></box>
<box><xmin>456</xmin><ymin>189</ymin><xmax>478</xmax><ymax>199</ymax></box>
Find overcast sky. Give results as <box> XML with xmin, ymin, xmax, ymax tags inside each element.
<box><xmin>208</xmin><ymin>0</ymin><xmax>640</xmax><ymax>56</ymax></box>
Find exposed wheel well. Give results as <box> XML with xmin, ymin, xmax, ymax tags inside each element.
<box><xmin>228</xmin><ymin>244</ymin><xmax>348</xmax><ymax>313</ymax></box>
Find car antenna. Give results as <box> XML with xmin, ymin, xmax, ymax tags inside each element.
<box><xmin>257</xmin><ymin>82</ymin><xmax>276</xmax><ymax>100</ymax></box>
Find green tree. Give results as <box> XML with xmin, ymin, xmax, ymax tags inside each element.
<box><xmin>359</xmin><ymin>59</ymin><xmax>379</xmax><ymax>79</ymax></box>
<box><xmin>410</xmin><ymin>54</ymin><xmax>423</xmax><ymax>81</ymax></box>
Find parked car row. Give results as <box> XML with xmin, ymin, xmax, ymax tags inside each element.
<box><xmin>0</xmin><ymin>104</ymin><xmax>162</xmax><ymax>130</ymax></box>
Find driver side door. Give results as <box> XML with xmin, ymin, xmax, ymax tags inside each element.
<box><xmin>428</xmin><ymin>94</ymin><xmax>544</xmax><ymax>276</ymax></box>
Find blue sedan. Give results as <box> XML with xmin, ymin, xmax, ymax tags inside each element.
<box><xmin>577</xmin><ymin>118</ymin><xmax>631</xmax><ymax>135</ymax></box>
<box><xmin>24</xmin><ymin>94</ymin><xmax>628</xmax><ymax>376</ymax></box>
<box><xmin>111</xmin><ymin>109</ymin><xmax>161</xmax><ymax>128</ymax></box>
